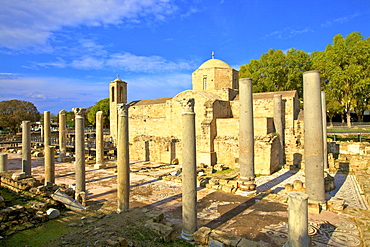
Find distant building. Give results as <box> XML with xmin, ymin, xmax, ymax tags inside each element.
<box><xmin>110</xmin><ymin>57</ymin><xmax>304</xmax><ymax>174</ymax></box>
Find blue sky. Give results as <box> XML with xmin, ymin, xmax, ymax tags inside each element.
<box><xmin>0</xmin><ymin>0</ymin><xmax>369</xmax><ymax>114</ymax></box>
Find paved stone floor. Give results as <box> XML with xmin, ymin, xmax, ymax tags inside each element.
<box><xmin>5</xmin><ymin>154</ymin><xmax>368</xmax><ymax>246</ymax></box>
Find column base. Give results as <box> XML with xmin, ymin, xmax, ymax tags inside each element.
<box><xmin>94</xmin><ymin>163</ymin><xmax>106</xmax><ymax>169</ymax></box>
<box><xmin>235</xmin><ymin>189</ymin><xmax>257</xmax><ymax>197</ymax></box>
<box><xmin>181</xmin><ymin>230</ymin><xmax>194</xmax><ymax>241</ymax></box>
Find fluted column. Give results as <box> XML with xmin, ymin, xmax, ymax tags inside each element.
<box><xmin>303</xmin><ymin>71</ymin><xmax>325</xmax><ymax>204</ymax></box>
<box><xmin>117</xmin><ymin>104</ymin><xmax>130</xmax><ymax>213</ymax></box>
<box><xmin>274</xmin><ymin>94</ymin><xmax>284</xmax><ymax>166</ymax></box>
<box><xmin>73</xmin><ymin>108</ymin><xmax>86</xmax><ymax>203</ymax></box>
<box><xmin>94</xmin><ymin>111</ymin><xmax>105</xmax><ymax>169</ymax></box>
<box><xmin>321</xmin><ymin>91</ymin><xmax>328</xmax><ymax>170</ymax></box>
<box><xmin>22</xmin><ymin>121</ymin><xmax>31</xmax><ymax>175</ymax></box>
<box><xmin>178</xmin><ymin>98</ymin><xmax>197</xmax><ymax>241</ymax></box>
<box><xmin>238</xmin><ymin>78</ymin><xmax>256</xmax><ymax>192</ymax></box>
<box><xmin>59</xmin><ymin>110</ymin><xmax>67</xmax><ymax>161</ymax></box>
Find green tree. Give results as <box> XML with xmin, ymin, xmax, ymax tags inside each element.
<box><xmin>239</xmin><ymin>48</ymin><xmax>311</xmax><ymax>101</ymax></box>
<box><xmin>312</xmin><ymin>32</ymin><xmax>370</xmax><ymax>126</ymax></box>
<box><xmin>0</xmin><ymin>100</ymin><xmax>40</xmax><ymax>133</ymax></box>
<box><xmin>87</xmin><ymin>98</ymin><xmax>110</xmax><ymax>127</ymax></box>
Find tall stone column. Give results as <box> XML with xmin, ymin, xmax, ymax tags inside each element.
<box><xmin>94</xmin><ymin>111</ymin><xmax>105</xmax><ymax>169</ymax></box>
<box><xmin>117</xmin><ymin>104</ymin><xmax>130</xmax><ymax>213</ymax></box>
<box><xmin>321</xmin><ymin>91</ymin><xmax>328</xmax><ymax>170</ymax></box>
<box><xmin>274</xmin><ymin>94</ymin><xmax>284</xmax><ymax>167</ymax></box>
<box><xmin>44</xmin><ymin>111</ymin><xmax>51</xmax><ymax>146</ymax></box>
<box><xmin>59</xmin><ymin>110</ymin><xmax>67</xmax><ymax>161</ymax></box>
<box><xmin>73</xmin><ymin>108</ymin><xmax>86</xmax><ymax>203</ymax></box>
<box><xmin>285</xmin><ymin>192</ymin><xmax>309</xmax><ymax>247</ymax></box>
<box><xmin>44</xmin><ymin>146</ymin><xmax>55</xmax><ymax>186</ymax></box>
<box><xmin>303</xmin><ymin>71</ymin><xmax>325</xmax><ymax>204</ymax></box>
<box><xmin>238</xmin><ymin>78</ymin><xmax>256</xmax><ymax>192</ymax></box>
<box><xmin>178</xmin><ymin>98</ymin><xmax>197</xmax><ymax>241</ymax></box>
<box><xmin>22</xmin><ymin>121</ymin><xmax>31</xmax><ymax>175</ymax></box>
<box><xmin>0</xmin><ymin>153</ymin><xmax>8</xmax><ymax>172</ymax></box>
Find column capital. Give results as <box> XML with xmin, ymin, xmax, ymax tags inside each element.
<box><xmin>73</xmin><ymin>108</ymin><xmax>85</xmax><ymax>117</ymax></box>
<box><xmin>117</xmin><ymin>104</ymin><xmax>130</xmax><ymax>116</ymax></box>
<box><xmin>59</xmin><ymin>109</ymin><xmax>66</xmax><ymax>115</ymax></box>
<box><xmin>177</xmin><ymin>98</ymin><xmax>195</xmax><ymax>113</ymax></box>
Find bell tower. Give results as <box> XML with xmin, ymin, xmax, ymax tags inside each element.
<box><xmin>109</xmin><ymin>76</ymin><xmax>127</xmax><ymax>143</ymax></box>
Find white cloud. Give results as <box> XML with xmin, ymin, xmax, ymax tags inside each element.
<box><xmin>0</xmin><ymin>72</ymin><xmax>192</xmax><ymax>114</ymax></box>
<box><xmin>0</xmin><ymin>0</ymin><xmax>178</xmax><ymax>49</ymax></box>
<box><xmin>263</xmin><ymin>27</ymin><xmax>313</xmax><ymax>39</ymax></box>
<box><xmin>30</xmin><ymin>49</ymin><xmax>197</xmax><ymax>73</ymax></box>
<box><xmin>321</xmin><ymin>13</ymin><xmax>360</xmax><ymax>28</ymax></box>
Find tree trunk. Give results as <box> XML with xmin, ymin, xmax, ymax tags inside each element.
<box><xmin>346</xmin><ymin>111</ymin><xmax>351</xmax><ymax>127</ymax></box>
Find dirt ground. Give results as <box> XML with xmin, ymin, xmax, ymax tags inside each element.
<box><xmin>1</xmin><ymin>153</ymin><xmax>364</xmax><ymax>246</ymax></box>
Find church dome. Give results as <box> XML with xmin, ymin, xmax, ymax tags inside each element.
<box><xmin>198</xmin><ymin>58</ymin><xmax>232</xmax><ymax>69</ymax></box>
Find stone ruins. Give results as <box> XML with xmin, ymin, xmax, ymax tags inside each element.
<box><xmin>0</xmin><ymin>56</ymin><xmax>370</xmax><ymax>246</ymax></box>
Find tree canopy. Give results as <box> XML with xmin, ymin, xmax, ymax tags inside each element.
<box><xmin>87</xmin><ymin>98</ymin><xmax>110</xmax><ymax>127</ymax></box>
<box><xmin>312</xmin><ymin>32</ymin><xmax>370</xmax><ymax>126</ymax></box>
<box><xmin>240</xmin><ymin>48</ymin><xmax>312</xmax><ymax>101</ymax></box>
<box><xmin>0</xmin><ymin>100</ymin><xmax>40</xmax><ymax>133</ymax></box>
<box><xmin>240</xmin><ymin>31</ymin><xmax>370</xmax><ymax>124</ymax></box>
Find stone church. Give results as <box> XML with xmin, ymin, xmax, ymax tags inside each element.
<box><xmin>109</xmin><ymin>57</ymin><xmax>304</xmax><ymax>175</ymax></box>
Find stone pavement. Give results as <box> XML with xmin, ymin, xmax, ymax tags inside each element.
<box><xmin>4</xmin><ymin>153</ymin><xmax>367</xmax><ymax>246</ymax></box>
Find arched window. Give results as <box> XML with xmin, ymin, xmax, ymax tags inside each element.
<box><xmin>111</xmin><ymin>86</ymin><xmax>115</xmax><ymax>102</ymax></box>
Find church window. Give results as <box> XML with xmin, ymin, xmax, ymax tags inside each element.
<box><xmin>111</xmin><ymin>86</ymin><xmax>115</xmax><ymax>102</ymax></box>
<box><xmin>203</xmin><ymin>78</ymin><xmax>208</xmax><ymax>90</ymax></box>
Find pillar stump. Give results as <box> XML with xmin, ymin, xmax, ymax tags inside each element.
<box><xmin>285</xmin><ymin>192</ymin><xmax>309</xmax><ymax>247</ymax></box>
<box><xmin>303</xmin><ymin>71</ymin><xmax>325</xmax><ymax>205</ymax></box>
<box><xmin>45</xmin><ymin>146</ymin><xmax>55</xmax><ymax>186</ymax></box>
<box><xmin>0</xmin><ymin>153</ymin><xmax>8</xmax><ymax>172</ymax></box>
<box><xmin>94</xmin><ymin>111</ymin><xmax>105</xmax><ymax>169</ymax></box>
<box><xmin>238</xmin><ymin>78</ymin><xmax>256</xmax><ymax>193</ymax></box>
<box><xmin>22</xmin><ymin>121</ymin><xmax>31</xmax><ymax>176</ymax></box>
<box><xmin>117</xmin><ymin>104</ymin><xmax>130</xmax><ymax>213</ymax></box>
<box><xmin>59</xmin><ymin>110</ymin><xmax>67</xmax><ymax>161</ymax></box>
<box><xmin>178</xmin><ymin>98</ymin><xmax>197</xmax><ymax>241</ymax></box>
<box><xmin>73</xmin><ymin>108</ymin><xmax>86</xmax><ymax>204</ymax></box>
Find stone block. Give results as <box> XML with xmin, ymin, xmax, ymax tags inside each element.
<box><xmin>12</xmin><ymin>172</ymin><xmax>26</xmax><ymax>181</ymax></box>
<box><xmin>46</xmin><ymin>208</ymin><xmax>60</xmax><ymax>219</ymax></box>
<box><xmin>308</xmin><ymin>202</ymin><xmax>320</xmax><ymax>214</ymax></box>
<box><xmin>194</xmin><ymin>226</ymin><xmax>211</xmax><ymax>245</ymax></box>
<box><xmin>209</xmin><ymin>239</ymin><xmax>225</xmax><ymax>247</ymax></box>
<box><xmin>209</xmin><ymin>229</ymin><xmax>242</xmax><ymax>247</ymax></box>
<box><xmin>145</xmin><ymin>210</ymin><xmax>164</xmax><ymax>223</ymax></box>
<box><xmin>236</xmin><ymin>238</ymin><xmax>263</xmax><ymax>247</ymax></box>
<box><xmin>144</xmin><ymin>220</ymin><xmax>174</xmax><ymax>242</ymax></box>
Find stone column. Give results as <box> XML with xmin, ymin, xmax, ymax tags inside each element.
<box><xmin>44</xmin><ymin>111</ymin><xmax>51</xmax><ymax>146</ymax></box>
<box><xmin>274</xmin><ymin>94</ymin><xmax>284</xmax><ymax>167</ymax></box>
<box><xmin>0</xmin><ymin>153</ymin><xmax>8</xmax><ymax>172</ymax></box>
<box><xmin>303</xmin><ymin>71</ymin><xmax>325</xmax><ymax>204</ymax></box>
<box><xmin>321</xmin><ymin>91</ymin><xmax>328</xmax><ymax>170</ymax></box>
<box><xmin>285</xmin><ymin>192</ymin><xmax>309</xmax><ymax>247</ymax></box>
<box><xmin>59</xmin><ymin>110</ymin><xmax>67</xmax><ymax>161</ymax></box>
<box><xmin>94</xmin><ymin>111</ymin><xmax>105</xmax><ymax>169</ymax></box>
<box><xmin>73</xmin><ymin>108</ymin><xmax>86</xmax><ymax>203</ymax></box>
<box><xmin>178</xmin><ymin>98</ymin><xmax>197</xmax><ymax>241</ymax></box>
<box><xmin>44</xmin><ymin>146</ymin><xmax>55</xmax><ymax>186</ymax></box>
<box><xmin>117</xmin><ymin>104</ymin><xmax>130</xmax><ymax>213</ymax></box>
<box><xmin>238</xmin><ymin>78</ymin><xmax>256</xmax><ymax>192</ymax></box>
<box><xmin>22</xmin><ymin>121</ymin><xmax>31</xmax><ymax>175</ymax></box>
